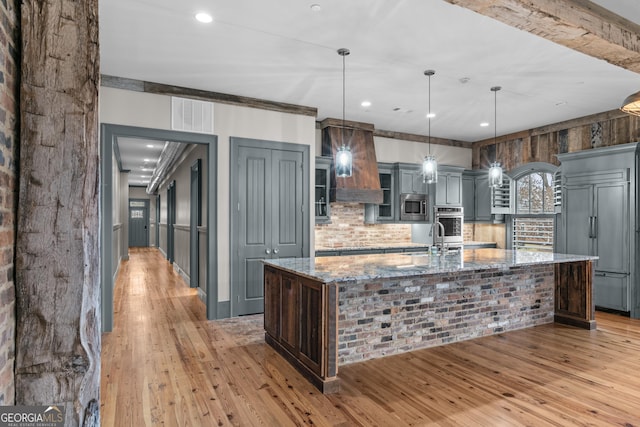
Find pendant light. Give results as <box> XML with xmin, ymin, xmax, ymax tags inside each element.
<box><xmin>488</xmin><ymin>86</ymin><xmax>503</xmax><ymax>188</ymax></box>
<box><xmin>620</xmin><ymin>90</ymin><xmax>640</xmax><ymax>116</ymax></box>
<box><xmin>422</xmin><ymin>70</ymin><xmax>438</xmax><ymax>184</ymax></box>
<box><xmin>335</xmin><ymin>48</ymin><xmax>352</xmax><ymax>178</ymax></box>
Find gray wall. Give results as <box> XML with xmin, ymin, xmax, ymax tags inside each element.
<box><xmin>157</xmin><ymin>144</ymin><xmax>208</xmax><ymax>285</ymax></box>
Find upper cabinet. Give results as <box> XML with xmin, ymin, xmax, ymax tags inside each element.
<box><xmin>397</xmin><ymin>163</ymin><xmax>428</xmax><ymax>195</ymax></box>
<box><xmin>364</xmin><ymin>163</ymin><xmax>396</xmax><ymax>223</ymax></box>
<box><xmin>315</xmin><ymin>157</ymin><xmax>332</xmax><ymax>224</ymax></box>
<box><xmin>435</xmin><ymin>166</ymin><xmax>464</xmax><ymax>206</ymax></box>
<box><xmin>462</xmin><ymin>170</ymin><xmax>492</xmax><ymax>222</ymax></box>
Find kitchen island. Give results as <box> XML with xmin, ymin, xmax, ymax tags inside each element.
<box><xmin>263</xmin><ymin>248</ymin><xmax>596</xmax><ymax>393</ymax></box>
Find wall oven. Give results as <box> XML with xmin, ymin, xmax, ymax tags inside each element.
<box><xmin>400</xmin><ymin>193</ymin><xmax>429</xmax><ymax>222</ymax></box>
<box><xmin>433</xmin><ymin>205</ymin><xmax>464</xmax><ymax>248</ymax></box>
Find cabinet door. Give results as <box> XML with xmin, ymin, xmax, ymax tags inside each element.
<box><xmin>398</xmin><ymin>167</ymin><xmax>426</xmax><ymax>194</ymax></box>
<box><xmin>462</xmin><ymin>175</ymin><xmax>475</xmax><ymax>221</ymax></box>
<box><xmin>299</xmin><ymin>278</ymin><xmax>324</xmax><ymax>375</ymax></box>
<box><xmin>564</xmin><ymin>185</ymin><xmax>593</xmax><ymax>257</ymax></box>
<box><xmin>594</xmin><ymin>271</ymin><xmax>628</xmax><ymax>312</ymax></box>
<box><xmin>377</xmin><ymin>170</ymin><xmax>395</xmax><ymax>220</ymax></box>
<box><xmin>436</xmin><ymin>173</ymin><xmax>462</xmax><ymax>206</ymax></box>
<box><xmin>280</xmin><ymin>272</ymin><xmax>298</xmax><ymax>354</ymax></box>
<box><xmin>593</xmin><ymin>182</ymin><xmax>628</xmax><ymax>273</ymax></box>
<box><xmin>315</xmin><ymin>157</ymin><xmax>331</xmax><ymax>223</ymax></box>
<box><xmin>263</xmin><ymin>267</ymin><xmax>280</xmax><ymax>338</ymax></box>
<box><xmin>475</xmin><ymin>175</ymin><xmax>492</xmax><ymax>221</ymax></box>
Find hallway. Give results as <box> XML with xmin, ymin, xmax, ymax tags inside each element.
<box><xmin>101</xmin><ymin>248</ymin><xmax>640</xmax><ymax>426</ymax></box>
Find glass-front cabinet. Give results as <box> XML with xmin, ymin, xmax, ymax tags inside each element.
<box><xmin>364</xmin><ymin>162</ymin><xmax>395</xmax><ymax>223</ymax></box>
<box><xmin>315</xmin><ymin>156</ymin><xmax>332</xmax><ymax>223</ymax></box>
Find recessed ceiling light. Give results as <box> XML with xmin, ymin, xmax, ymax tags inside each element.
<box><xmin>195</xmin><ymin>12</ymin><xmax>213</xmax><ymax>23</ymax></box>
<box><xmin>146</xmin><ymin>144</ymin><xmax>154</xmax><ymax>148</ymax></box>
<box><xmin>310</xmin><ymin>4</ymin><xmax>321</xmax><ymax>12</ymax></box>
<box><xmin>480</xmin><ymin>122</ymin><xmax>489</xmax><ymax>127</ymax></box>
<box><xmin>361</xmin><ymin>100</ymin><xmax>371</xmax><ymax>108</ymax></box>
<box><xmin>143</xmin><ymin>158</ymin><xmax>151</xmax><ymax>162</ymax></box>
<box><xmin>426</xmin><ymin>112</ymin><xmax>436</xmax><ymax>118</ymax></box>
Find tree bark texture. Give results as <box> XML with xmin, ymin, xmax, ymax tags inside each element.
<box><xmin>16</xmin><ymin>1</ymin><xmax>100</xmax><ymax>426</ymax></box>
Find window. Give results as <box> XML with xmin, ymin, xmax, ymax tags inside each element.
<box><xmin>515</xmin><ymin>172</ymin><xmax>555</xmax><ymax>214</ymax></box>
<box><xmin>510</xmin><ymin>168</ymin><xmax>557</xmax><ymax>252</ymax></box>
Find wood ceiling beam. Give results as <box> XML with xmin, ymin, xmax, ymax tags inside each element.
<box><xmin>444</xmin><ymin>0</ymin><xmax>640</xmax><ymax>74</ymax></box>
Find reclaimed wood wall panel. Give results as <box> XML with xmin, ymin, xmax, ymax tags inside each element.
<box><xmin>472</xmin><ymin>111</ymin><xmax>640</xmax><ymax>171</ymax></box>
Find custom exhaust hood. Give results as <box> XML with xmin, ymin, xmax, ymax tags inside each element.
<box><xmin>321</xmin><ymin>118</ymin><xmax>383</xmax><ymax>204</ymax></box>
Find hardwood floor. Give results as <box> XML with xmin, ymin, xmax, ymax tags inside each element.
<box><xmin>101</xmin><ymin>248</ymin><xmax>640</xmax><ymax>426</ymax></box>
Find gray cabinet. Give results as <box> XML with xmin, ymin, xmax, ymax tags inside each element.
<box><xmin>315</xmin><ymin>157</ymin><xmax>332</xmax><ymax>224</ymax></box>
<box><xmin>462</xmin><ymin>170</ymin><xmax>492</xmax><ymax>222</ymax></box>
<box><xmin>462</xmin><ymin>174</ymin><xmax>475</xmax><ymax>221</ymax></box>
<box><xmin>564</xmin><ymin>177</ymin><xmax>629</xmax><ymax>311</ymax></box>
<box><xmin>365</xmin><ymin>163</ymin><xmax>395</xmax><ymax>223</ymax></box>
<box><xmin>558</xmin><ymin>143</ymin><xmax>639</xmax><ymax>315</ymax></box>
<box><xmin>435</xmin><ymin>166</ymin><xmax>464</xmax><ymax>206</ymax></box>
<box><xmin>397</xmin><ymin>163</ymin><xmax>427</xmax><ymax>195</ymax></box>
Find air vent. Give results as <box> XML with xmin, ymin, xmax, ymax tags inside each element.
<box><xmin>171</xmin><ymin>96</ymin><xmax>214</xmax><ymax>134</ymax></box>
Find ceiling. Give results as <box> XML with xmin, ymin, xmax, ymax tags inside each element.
<box><xmin>100</xmin><ymin>0</ymin><xmax>640</xmax><ymax>186</ymax></box>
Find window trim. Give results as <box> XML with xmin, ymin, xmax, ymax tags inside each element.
<box><xmin>505</xmin><ymin>162</ymin><xmax>559</xmax><ymax>250</ymax></box>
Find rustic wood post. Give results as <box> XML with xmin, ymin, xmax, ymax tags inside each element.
<box><xmin>15</xmin><ymin>0</ymin><xmax>100</xmax><ymax>425</ymax></box>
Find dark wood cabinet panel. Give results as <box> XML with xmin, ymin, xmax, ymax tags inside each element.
<box><xmin>554</xmin><ymin>261</ymin><xmax>596</xmax><ymax>330</ymax></box>
<box><xmin>280</xmin><ymin>272</ymin><xmax>299</xmax><ymax>354</ymax></box>
<box><xmin>263</xmin><ymin>264</ymin><xmax>340</xmax><ymax>393</ymax></box>
<box><xmin>299</xmin><ymin>278</ymin><xmax>324</xmax><ymax>375</ymax></box>
<box><xmin>263</xmin><ymin>266</ymin><xmax>280</xmax><ymax>338</ymax></box>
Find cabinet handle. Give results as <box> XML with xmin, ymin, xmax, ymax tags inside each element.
<box><xmin>588</xmin><ymin>217</ymin><xmax>594</xmax><ymax>238</ymax></box>
<box><xmin>265</xmin><ymin>249</ymin><xmax>271</xmax><ymax>255</ymax></box>
<box><xmin>592</xmin><ymin>216</ymin><xmax>597</xmax><ymax>238</ymax></box>
<box><xmin>273</xmin><ymin>248</ymin><xmax>279</xmax><ymax>254</ymax></box>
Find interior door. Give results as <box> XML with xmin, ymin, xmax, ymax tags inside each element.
<box><xmin>167</xmin><ymin>181</ymin><xmax>176</xmax><ymax>263</ymax></box>
<box><xmin>235</xmin><ymin>146</ymin><xmax>303</xmax><ymax>316</ymax></box>
<box><xmin>190</xmin><ymin>160</ymin><xmax>202</xmax><ymax>288</ymax></box>
<box><xmin>128</xmin><ymin>200</ymin><xmax>149</xmax><ymax>247</ymax></box>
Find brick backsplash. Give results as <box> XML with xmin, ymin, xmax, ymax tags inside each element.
<box><xmin>337</xmin><ymin>264</ymin><xmax>554</xmax><ymax>365</ymax></box>
<box><xmin>315</xmin><ymin>203</ymin><xmax>412</xmax><ymax>248</ymax></box>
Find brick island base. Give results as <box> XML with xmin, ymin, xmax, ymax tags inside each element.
<box><xmin>264</xmin><ymin>254</ymin><xmax>595</xmax><ymax>394</ymax></box>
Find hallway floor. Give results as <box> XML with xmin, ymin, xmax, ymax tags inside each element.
<box><xmin>101</xmin><ymin>247</ymin><xmax>640</xmax><ymax>426</ymax></box>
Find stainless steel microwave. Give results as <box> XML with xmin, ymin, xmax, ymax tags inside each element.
<box><xmin>400</xmin><ymin>193</ymin><xmax>429</xmax><ymax>222</ymax></box>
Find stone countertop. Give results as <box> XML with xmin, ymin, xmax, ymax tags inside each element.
<box><xmin>263</xmin><ymin>248</ymin><xmax>597</xmax><ymax>284</ymax></box>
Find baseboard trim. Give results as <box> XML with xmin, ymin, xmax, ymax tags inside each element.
<box><xmin>217</xmin><ymin>301</ymin><xmax>230</xmax><ymax>319</ymax></box>
<box><xmin>173</xmin><ymin>262</ymin><xmax>190</xmax><ymax>286</ymax></box>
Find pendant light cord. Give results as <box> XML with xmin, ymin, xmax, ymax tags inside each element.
<box><xmin>425</xmin><ymin>70</ymin><xmax>435</xmax><ymax>155</ymax></box>
<box><xmin>342</xmin><ymin>51</ymin><xmax>346</xmax><ymax>148</ymax></box>
<box><xmin>337</xmin><ymin>48</ymin><xmax>350</xmax><ymax>149</ymax></box>
<box><xmin>428</xmin><ymin>72</ymin><xmax>431</xmax><ymax>154</ymax></box>
<box><xmin>491</xmin><ymin>86</ymin><xmax>501</xmax><ymax>164</ymax></box>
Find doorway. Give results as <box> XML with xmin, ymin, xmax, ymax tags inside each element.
<box><xmin>230</xmin><ymin>137</ymin><xmax>310</xmax><ymax>316</ymax></box>
<box><xmin>128</xmin><ymin>199</ymin><xmax>149</xmax><ymax>247</ymax></box>
<box><xmin>100</xmin><ymin>123</ymin><xmax>218</xmax><ymax>332</ymax></box>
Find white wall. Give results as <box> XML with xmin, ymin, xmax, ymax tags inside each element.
<box><xmin>100</xmin><ymin>86</ymin><xmax>317</xmax><ymax>305</ymax></box>
<box><xmin>314</xmin><ymin>127</ymin><xmax>472</xmax><ymax>168</ymax></box>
